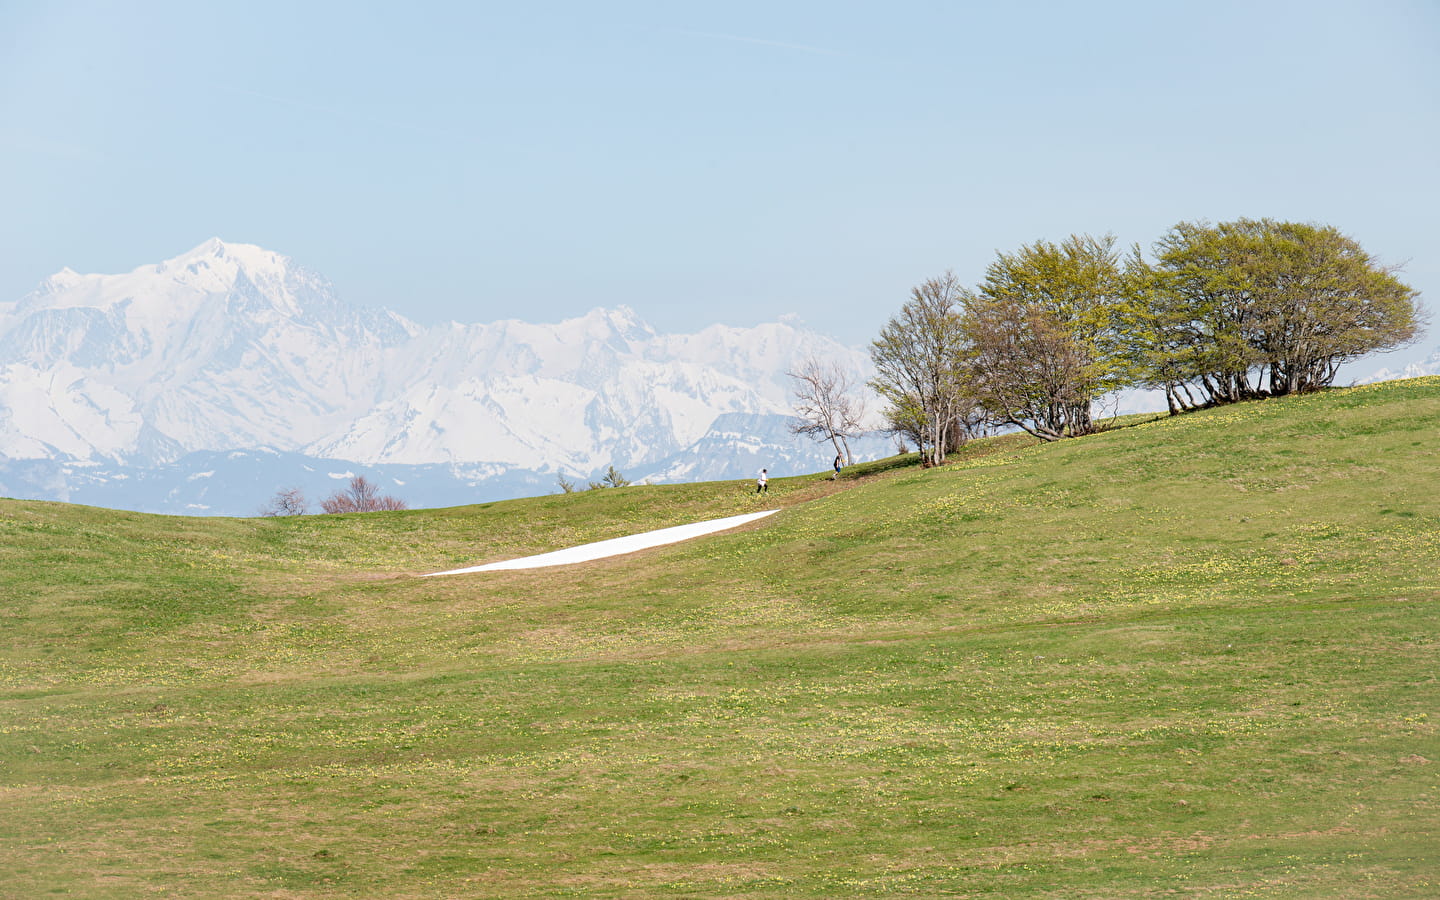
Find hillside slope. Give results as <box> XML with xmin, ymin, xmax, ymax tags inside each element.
<box><xmin>1</xmin><ymin>379</ymin><xmax>1436</xmax><ymax>898</ymax></box>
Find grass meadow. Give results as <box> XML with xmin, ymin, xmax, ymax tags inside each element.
<box><xmin>1</xmin><ymin>378</ymin><xmax>1437</xmax><ymax>897</ymax></box>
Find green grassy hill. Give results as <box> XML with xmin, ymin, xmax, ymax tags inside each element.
<box><xmin>2</xmin><ymin>379</ymin><xmax>1437</xmax><ymax>898</ymax></box>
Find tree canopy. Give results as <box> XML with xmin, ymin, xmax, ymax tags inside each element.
<box><xmin>1139</xmin><ymin>219</ymin><xmax>1422</xmax><ymax>409</ymax></box>
<box><xmin>961</xmin><ymin>234</ymin><xmax>1135</xmax><ymax>440</ymax></box>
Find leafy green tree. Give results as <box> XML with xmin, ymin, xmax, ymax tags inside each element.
<box><xmin>1142</xmin><ymin>219</ymin><xmax>1422</xmax><ymax>408</ymax></box>
<box><xmin>960</xmin><ymin>234</ymin><xmax>1136</xmax><ymax>440</ymax></box>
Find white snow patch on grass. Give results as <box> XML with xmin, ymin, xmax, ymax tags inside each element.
<box><xmin>423</xmin><ymin>509</ymin><xmax>779</xmax><ymax>576</ymax></box>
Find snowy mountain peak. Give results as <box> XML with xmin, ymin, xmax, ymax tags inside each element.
<box><xmin>149</xmin><ymin>238</ymin><xmax>292</xmax><ymax>291</ymax></box>
<box><xmin>15</xmin><ymin>267</ymin><xmax>86</xmax><ymax>305</ymax></box>
<box><xmin>15</xmin><ymin>238</ymin><xmax>304</xmax><ymax>319</ymax></box>
<box><xmin>179</xmin><ymin>237</ymin><xmax>283</xmax><ymax>271</ymax></box>
<box><xmin>1362</xmin><ymin>344</ymin><xmax>1440</xmax><ymax>383</ymax></box>
<box><xmin>574</xmin><ymin>304</ymin><xmax>655</xmax><ymax>341</ymax></box>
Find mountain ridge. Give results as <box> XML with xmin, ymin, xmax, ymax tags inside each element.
<box><xmin>0</xmin><ymin>240</ymin><xmax>885</xmax><ymax>513</ymax></box>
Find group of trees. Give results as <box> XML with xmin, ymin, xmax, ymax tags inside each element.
<box><xmin>260</xmin><ymin>475</ymin><xmax>408</xmax><ymax>517</ymax></box>
<box><xmin>1135</xmin><ymin>220</ymin><xmax>1420</xmax><ymax>410</ymax></box>
<box><xmin>868</xmin><ymin>218</ymin><xmax>1422</xmax><ymax>465</ymax></box>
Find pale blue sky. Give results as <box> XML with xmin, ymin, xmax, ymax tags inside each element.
<box><xmin>3</xmin><ymin>0</ymin><xmax>1437</xmax><ymax>366</ymax></box>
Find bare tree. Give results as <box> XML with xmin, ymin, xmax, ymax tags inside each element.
<box><xmin>587</xmin><ymin>465</ymin><xmax>631</xmax><ymax>490</ymax></box>
<box><xmin>788</xmin><ymin>356</ymin><xmax>867</xmax><ymax>464</ymax></box>
<box><xmin>320</xmin><ymin>475</ymin><xmax>408</xmax><ymax>513</ymax></box>
<box><xmin>556</xmin><ymin>474</ymin><xmax>578</xmax><ymax>494</ymax></box>
<box><xmin>869</xmin><ymin>272</ymin><xmax>977</xmax><ymax>466</ymax></box>
<box><xmin>260</xmin><ymin>487</ymin><xmax>308</xmax><ymax>517</ymax></box>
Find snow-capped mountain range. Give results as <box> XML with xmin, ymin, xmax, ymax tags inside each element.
<box><xmin>0</xmin><ymin>239</ymin><xmax>886</xmax><ymax>514</ymax></box>
<box><xmin>1361</xmin><ymin>346</ymin><xmax>1440</xmax><ymax>383</ymax></box>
